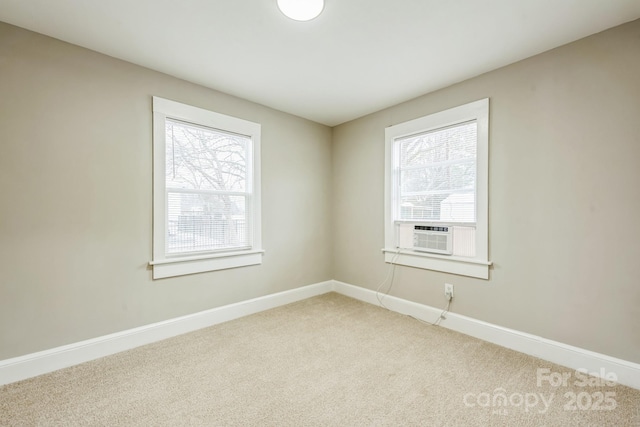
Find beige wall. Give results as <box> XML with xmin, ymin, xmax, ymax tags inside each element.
<box><xmin>0</xmin><ymin>22</ymin><xmax>333</xmax><ymax>360</ymax></box>
<box><xmin>332</xmin><ymin>19</ymin><xmax>640</xmax><ymax>363</ymax></box>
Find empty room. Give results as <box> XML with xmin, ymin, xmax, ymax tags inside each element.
<box><xmin>1</xmin><ymin>0</ymin><xmax>639</xmax><ymax>425</ymax></box>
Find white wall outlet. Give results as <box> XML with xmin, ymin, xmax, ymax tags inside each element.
<box><xmin>445</xmin><ymin>283</ymin><xmax>454</xmax><ymax>300</ymax></box>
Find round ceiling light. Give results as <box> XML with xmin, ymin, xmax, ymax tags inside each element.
<box><xmin>277</xmin><ymin>0</ymin><xmax>324</xmax><ymax>21</ymax></box>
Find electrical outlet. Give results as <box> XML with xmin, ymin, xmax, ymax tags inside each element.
<box><xmin>445</xmin><ymin>283</ymin><xmax>454</xmax><ymax>300</ymax></box>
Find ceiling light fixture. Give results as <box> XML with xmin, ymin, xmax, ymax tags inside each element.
<box><xmin>277</xmin><ymin>0</ymin><xmax>324</xmax><ymax>21</ymax></box>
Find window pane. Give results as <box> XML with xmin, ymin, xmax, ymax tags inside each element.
<box><xmin>165</xmin><ymin>119</ymin><xmax>248</xmax><ymax>192</ymax></box>
<box><xmin>399</xmin><ymin>192</ymin><xmax>475</xmax><ymax>222</ymax></box>
<box><xmin>166</xmin><ymin>192</ymin><xmax>249</xmax><ymax>254</ymax></box>
<box><xmin>400</xmin><ymin>161</ymin><xmax>476</xmax><ymax>194</ymax></box>
<box><xmin>399</xmin><ymin>121</ymin><xmax>477</xmax><ymax>168</ymax></box>
<box><xmin>397</xmin><ymin>121</ymin><xmax>477</xmax><ymax>223</ymax></box>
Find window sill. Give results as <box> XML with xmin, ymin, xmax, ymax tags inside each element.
<box><xmin>382</xmin><ymin>248</ymin><xmax>491</xmax><ymax>279</ymax></box>
<box><xmin>150</xmin><ymin>249</ymin><xmax>264</xmax><ymax>279</ymax></box>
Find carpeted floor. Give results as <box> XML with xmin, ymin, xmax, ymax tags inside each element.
<box><xmin>1</xmin><ymin>292</ymin><xmax>639</xmax><ymax>426</ymax></box>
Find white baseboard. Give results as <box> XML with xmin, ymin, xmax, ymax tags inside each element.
<box><xmin>331</xmin><ymin>280</ymin><xmax>640</xmax><ymax>390</ymax></box>
<box><xmin>2</xmin><ymin>279</ymin><xmax>638</xmax><ymax>391</ymax></box>
<box><xmin>0</xmin><ymin>281</ymin><xmax>333</xmax><ymax>386</ymax></box>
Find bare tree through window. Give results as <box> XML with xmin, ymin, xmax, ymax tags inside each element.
<box><xmin>398</xmin><ymin>121</ymin><xmax>477</xmax><ymax>222</ymax></box>
<box><xmin>165</xmin><ymin>119</ymin><xmax>251</xmax><ymax>254</ymax></box>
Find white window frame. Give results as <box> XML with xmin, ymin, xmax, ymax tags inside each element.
<box><xmin>150</xmin><ymin>97</ymin><xmax>263</xmax><ymax>279</ymax></box>
<box><xmin>384</xmin><ymin>98</ymin><xmax>491</xmax><ymax>279</ymax></box>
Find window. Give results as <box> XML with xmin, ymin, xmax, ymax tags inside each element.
<box><xmin>150</xmin><ymin>97</ymin><xmax>262</xmax><ymax>279</ymax></box>
<box><xmin>384</xmin><ymin>99</ymin><xmax>491</xmax><ymax>279</ymax></box>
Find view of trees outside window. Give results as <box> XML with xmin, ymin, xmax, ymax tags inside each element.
<box><xmin>397</xmin><ymin>121</ymin><xmax>477</xmax><ymax>223</ymax></box>
<box><xmin>165</xmin><ymin>119</ymin><xmax>250</xmax><ymax>254</ymax></box>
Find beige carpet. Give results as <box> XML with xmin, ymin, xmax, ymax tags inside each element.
<box><xmin>1</xmin><ymin>293</ymin><xmax>639</xmax><ymax>426</ymax></box>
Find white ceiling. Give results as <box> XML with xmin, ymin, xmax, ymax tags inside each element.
<box><xmin>1</xmin><ymin>0</ymin><xmax>639</xmax><ymax>126</ymax></box>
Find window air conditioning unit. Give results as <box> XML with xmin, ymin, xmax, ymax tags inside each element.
<box><xmin>413</xmin><ymin>225</ymin><xmax>452</xmax><ymax>255</ymax></box>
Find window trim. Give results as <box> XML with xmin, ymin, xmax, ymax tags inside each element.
<box><xmin>151</xmin><ymin>97</ymin><xmax>262</xmax><ymax>279</ymax></box>
<box><xmin>384</xmin><ymin>98</ymin><xmax>491</xmax><ymax>279</ymax></box>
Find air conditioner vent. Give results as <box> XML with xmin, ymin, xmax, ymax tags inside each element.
<box><xmin>413</xmin><ymin>225</ymin><xmax>452</xmax><ymax>255</ymax></box>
